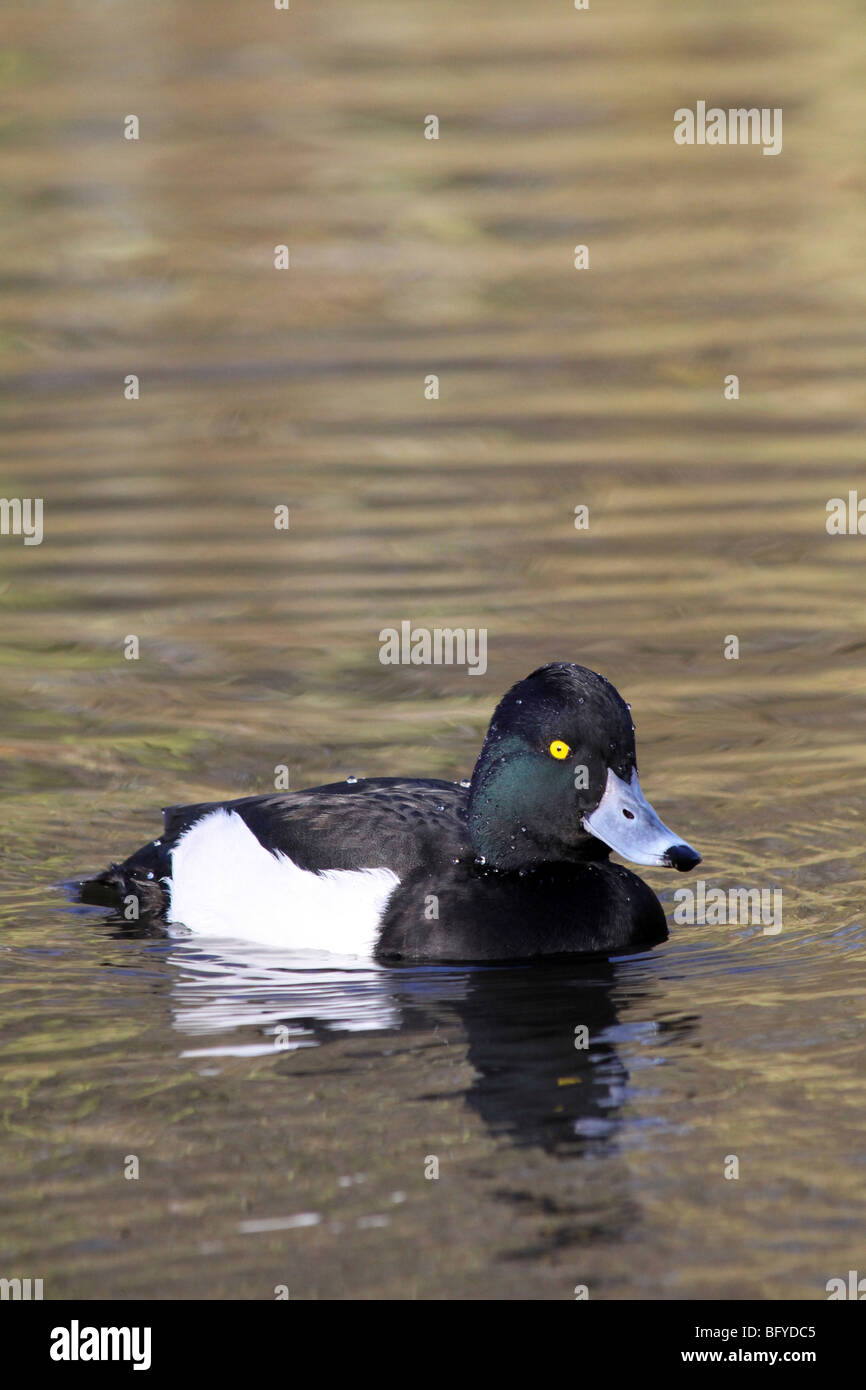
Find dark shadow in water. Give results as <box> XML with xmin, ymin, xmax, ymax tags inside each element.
<box><xmin>75</xmin><ymin>897</ymin><xmax>697</xmax><ymax>1164</ymax></box>
<box><xmin>394</xmin><ymin>959</ymin><xmax>698</xmax><ymax>1156</ymax></box>
<box><xmin>70</xmin><ymin>899</ymin><xmax>703</xmax><ymax>1268</ymax></box>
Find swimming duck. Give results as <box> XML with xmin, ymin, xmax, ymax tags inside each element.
<box><xmin>79</xmin><ymin>662</ymin><xmax>700</xmax><ymax>960</ymax></box>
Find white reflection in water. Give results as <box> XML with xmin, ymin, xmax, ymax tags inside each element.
<box><xmin>168</xmin><ymin>937</ymin><xmax>410</xmax><ymax>1055</ymax></box>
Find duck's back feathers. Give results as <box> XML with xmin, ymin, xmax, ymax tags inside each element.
<box><xmin>162</xmin><ymin>777</ymin><xmax>468</xmax><ymax>876</ymax></box>
<box><xmin>79</xmin><ymin>777</ymin><xmax>471</xmax><ymax>924</ymax></box>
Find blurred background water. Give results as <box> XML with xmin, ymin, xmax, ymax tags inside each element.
<box><xmin>1</xmin><ymin>0</ymin><xmax>865</xmax><ymax>1299</ymax></box>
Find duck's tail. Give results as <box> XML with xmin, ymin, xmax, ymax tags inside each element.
<box><xmin>77</xmin><ymin>839</ymin><xmax>171</xmax><ymax>919</ymax></box>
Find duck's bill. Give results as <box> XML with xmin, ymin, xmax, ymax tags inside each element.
<box><xmin>582</xmin><ymin>767</ymin><xmax>701</xmax><ymax>871</ymax></box>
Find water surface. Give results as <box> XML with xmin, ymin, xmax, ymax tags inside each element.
<box><xmin>1</xmin><ymin>0</ymin><xmax>865</xmax><ymax>1299</ymax></box>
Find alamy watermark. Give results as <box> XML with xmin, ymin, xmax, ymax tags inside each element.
<box><xmin>674</xmin><ymin>880</ymin><xmax>782</xmax><ymax>934</ymax></box>
<box><xmin>0</xmin><ymin>497</ymin><xmax>43</xmax><ymax>545</ymax></box>
<box><xmin>826</xmin><ymin>491</ymin><xmax>866</xmax><ymax>534</ymax></box>
<box><xmin>826</xmin><ymin>1269</ymin><xmax>866</xmax><ymax>1299</ymax></box>
<box><xmin>49</xmin><ymin>1321</ymin><xmax>152</xmax><ymax>1370</ymax></box>
<box><xmin>0</xmin><ymin>1276</ymin><xmax>43</xmax><ymax>1299</ymax></box>
<box><xmin>379</xmin><ymin>622</ymin><xmax>487</xmax><ymax>676</ymax></box>
<box><xmin>674</xmin><ymin>102</ymin><xmax>782</xmax><ymax>157</ymax></box>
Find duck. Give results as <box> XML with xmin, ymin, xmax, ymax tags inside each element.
<box><xmin>78</xmin><ymin>662</ymin><xmax>701</xmax><ymax>961</ymax></box>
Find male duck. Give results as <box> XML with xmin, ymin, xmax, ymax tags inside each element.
<box><xmin>80</xmin><ymin>662</ymin><xmax>700</xmax><ymax>960</ymax></box>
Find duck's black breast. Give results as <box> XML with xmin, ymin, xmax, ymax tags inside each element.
<box><xmin>162</xmin><ymin>777</ymin><xmax>471</xmax><ymax>878</ymax></box>
<box><xmin>375</xmin><ymin>859</ymin><xmax>668</xmax><ymax>962</ymax></box>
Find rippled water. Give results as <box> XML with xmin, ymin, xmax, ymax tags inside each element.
<box><xmin>1</xmin><ymin>0</ymin><xmax>865</xmax><ymax>1299</ymax></box>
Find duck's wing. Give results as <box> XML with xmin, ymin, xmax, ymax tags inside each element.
<box><xmin>79</xmin><ymin>778</ymin><xmax>469</xmax><ymax>919</ymax></box>
<box><xmin>161</xmin><ymin>777</ymin><xmax>469</xmax><ymax>876</ymax></box>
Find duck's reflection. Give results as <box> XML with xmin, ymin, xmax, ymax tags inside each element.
<box><xmin>154</xmin><ymin>932</ymin><xmax>695</xmax><ymax>1155</ymax></box>
<box><xmin>169</xmin><ymin>940</ymin><xmax>413</xmax><ymax>1046</ymax></box>
<box><xmin>417</xmin><ymin>961</ymin><xmax>644</xmax><ymax>1155</ymax></box>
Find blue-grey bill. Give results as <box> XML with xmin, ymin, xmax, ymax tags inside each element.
<box><xmin>582</xmin><ymin>768</ymin><xmax>701</xmax><ymax>871</ymax></box>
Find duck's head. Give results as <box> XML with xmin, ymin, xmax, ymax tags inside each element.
<box><xmin>467</xmin><ymin>662</ymin><xmax>701</xmax><ymax>873</ymax></box>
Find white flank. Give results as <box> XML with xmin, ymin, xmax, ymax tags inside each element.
<box><xmin>166</xmin><ymin>809</ymin><xmax>399</xmax><ymax>955</ymax></box>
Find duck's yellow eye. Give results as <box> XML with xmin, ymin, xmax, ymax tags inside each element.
<box><xmin>549</xmin><ymin>739</ymin><xmax>571</xmax><ymax>760</ymax></box>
